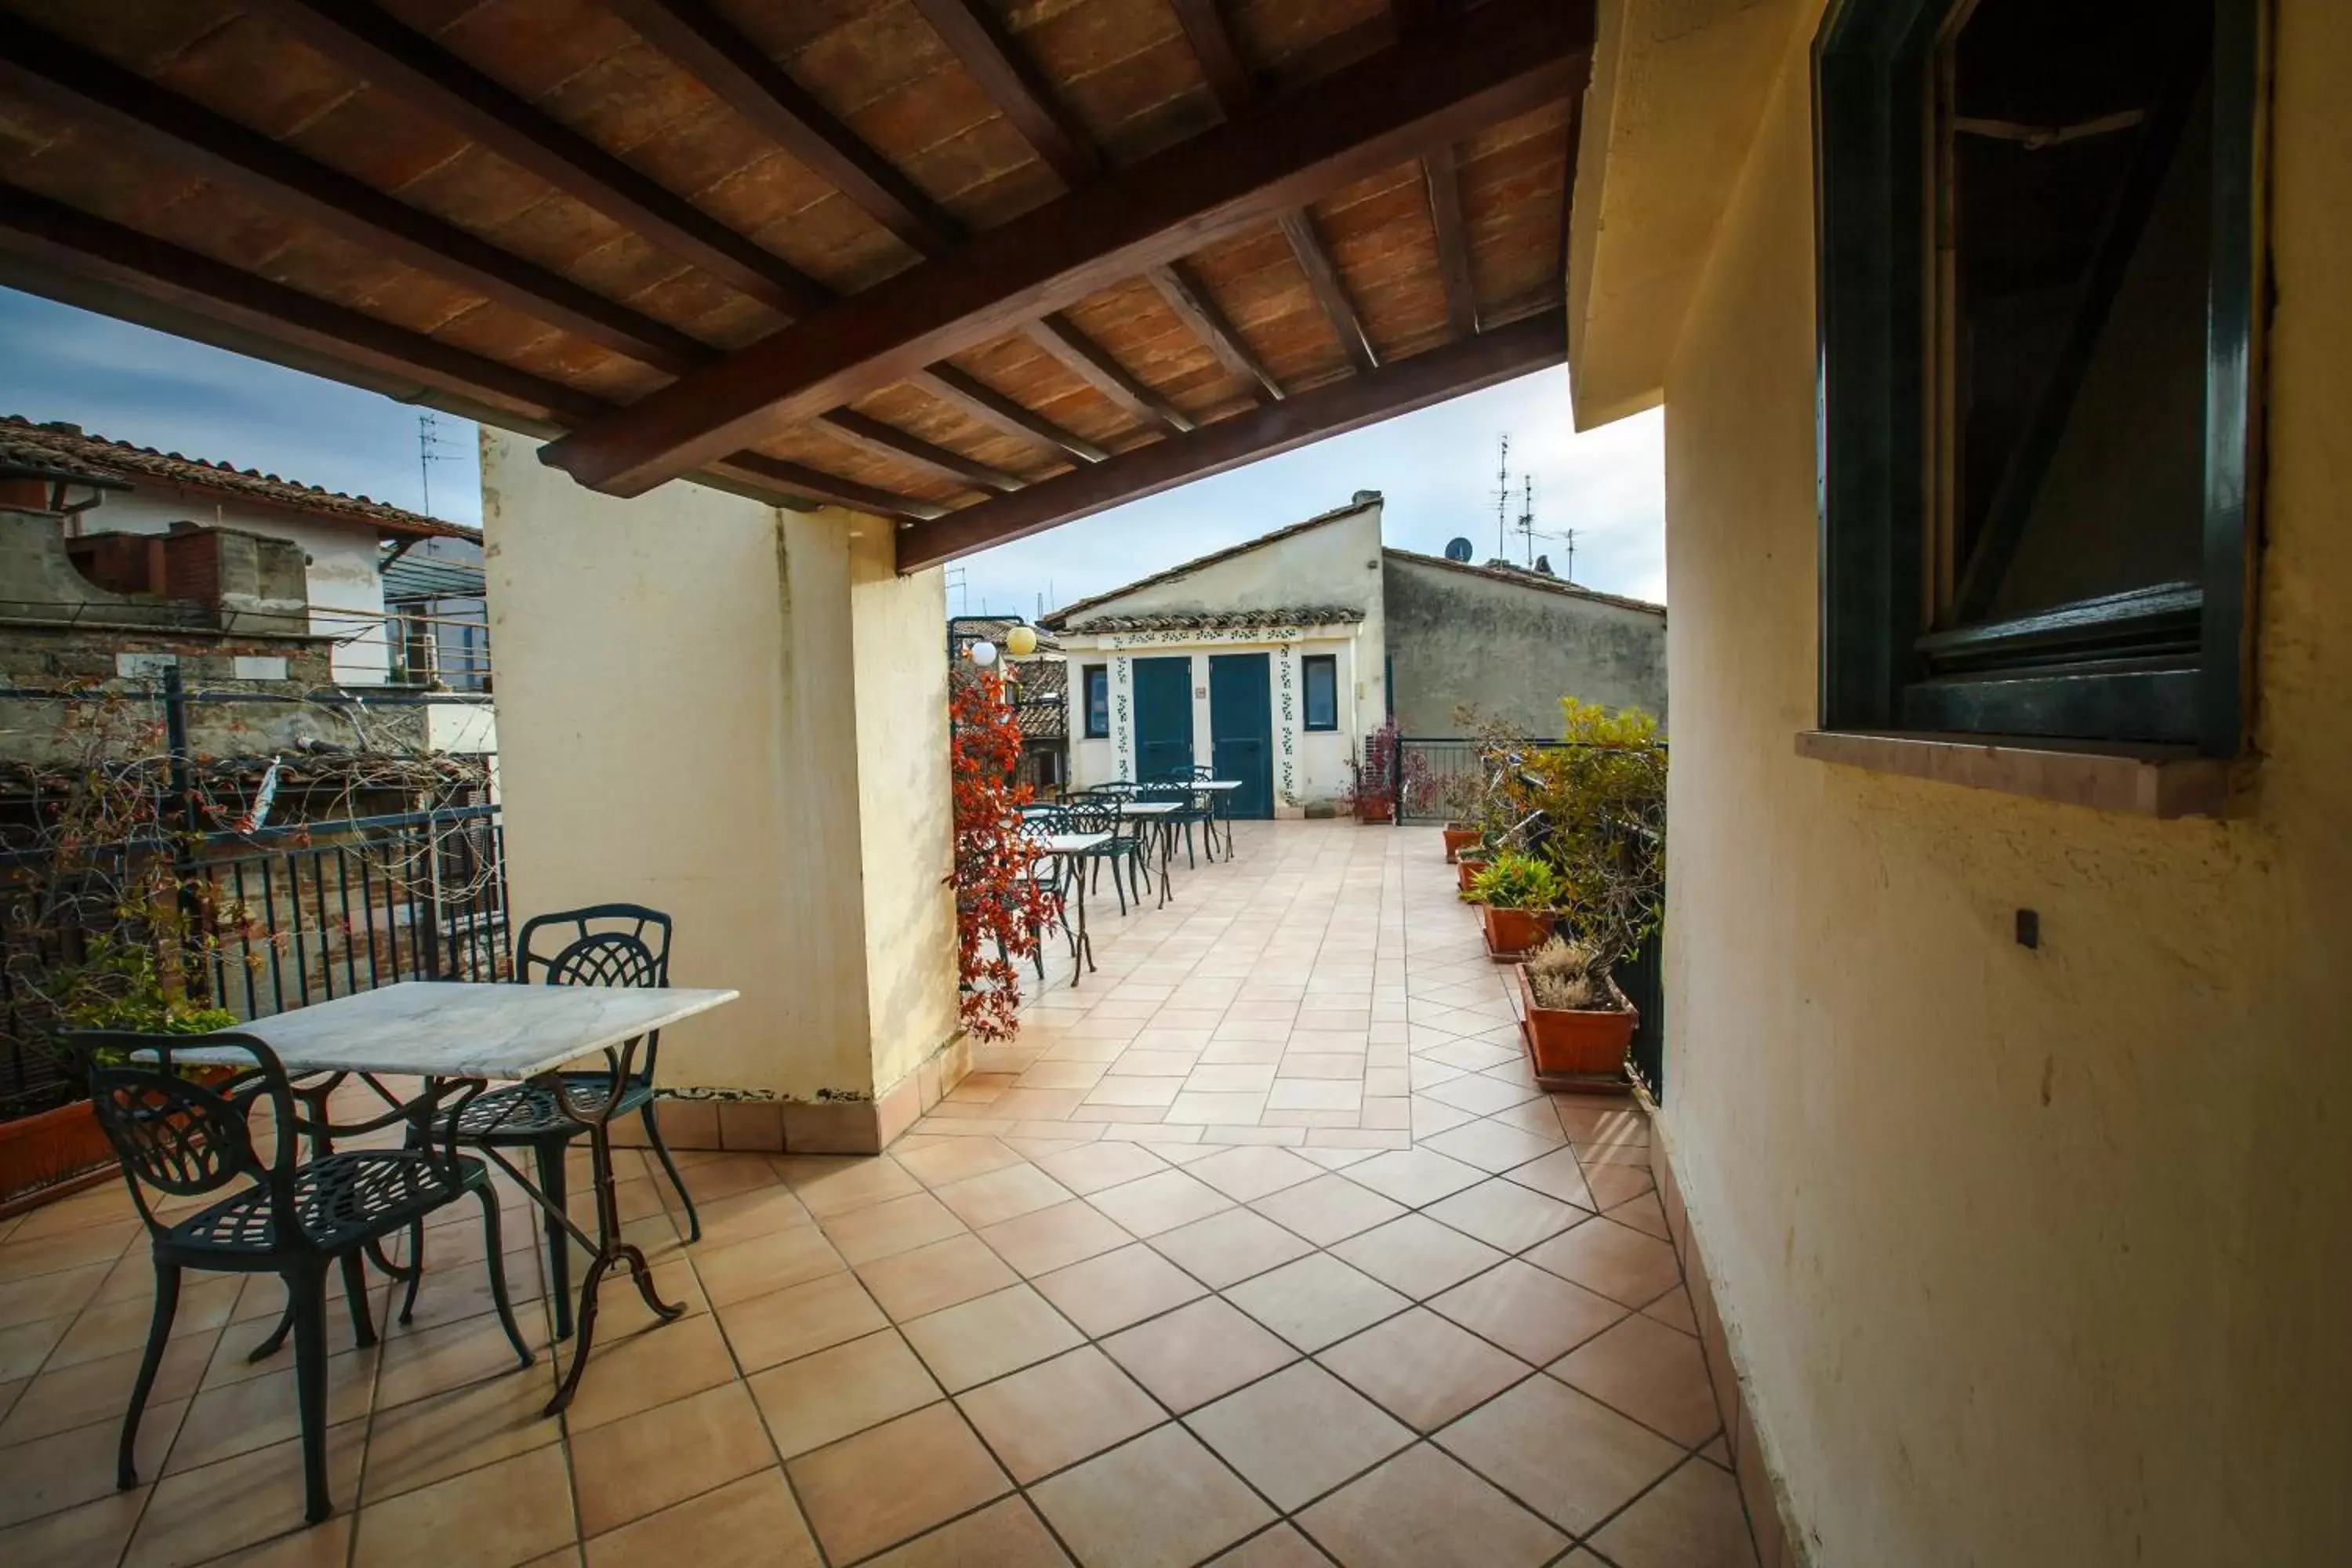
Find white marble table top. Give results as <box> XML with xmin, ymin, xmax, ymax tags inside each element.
<box><xmin>1191</xmin><ymin>780</ymin><xmax>1243</xmax><ymax>790</ymax></box>
<box><xmin>1117</xmin><ymin>800</ymin><xmax>1180</xmax><ymax>816</ymax></box>
<box><xmin>170</xmin><ymin>981</ymin><xmax>740</xmax><ymax>1080</ymax></box>
<box><xmin>1029</xmin><ymin>831</ymin><xmax>1110</xmax><ymax>855</ymax></box>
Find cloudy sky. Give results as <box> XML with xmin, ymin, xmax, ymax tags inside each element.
<box><xmin>0</xmin><ymin>285</ymin><xmax>1665</xmax><ymax>609</ymax></box>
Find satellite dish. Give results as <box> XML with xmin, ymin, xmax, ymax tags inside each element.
<box><xmin>1443</xmin><ymin>536</ymin><xmax>1475</xmax><ymax>563</ymax></box>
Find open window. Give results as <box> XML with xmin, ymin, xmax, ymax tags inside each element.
<box><xmin>1814</xmin><ymin>0</ymin><xmax>2261</xmax><ymax>754</ymax></box>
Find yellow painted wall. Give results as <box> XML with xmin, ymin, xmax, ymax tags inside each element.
<box><xmin>846</xmin><ymin>517</ymin><xmax>960</xmax><ymax>1098</ymax></box>
<box><xmin>1653</xmin><ymin>3</ymin><xmax>2352</xmax><ymax>1563</ymax></box>
<box><xmin>480</xmin><ymin>434</ymin><xmax>957</xmax><ymax>1102</ymax></box>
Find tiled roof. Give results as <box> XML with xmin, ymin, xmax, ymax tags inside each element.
<box><xmin>1036</xmin><ymin>493</ymin><xmax>1381</xmax><ymax>630</ymax></box>
<box><xmin>0</xmin><ymin>417</ymin><xmax>479</xmax><ymax>542</ymax></box>
<box><xmin>0</xmin><ymin>434</ymin><xmax>132</xmax><ymax>489</ymax></box>
<box><xmin>1381</xmin><ymin>547</ymin><xmax>1666</xmax><ymax>617</ymax></box>
<box><xmin>1062</xmin><ymin>607</ymin><xmax>1367</xmax><ymax>633</ymax></box>
<box><xmin>1010</xmin><ymin>659</ymin><xmax>1067</xmax><ymax>739</ymax></box>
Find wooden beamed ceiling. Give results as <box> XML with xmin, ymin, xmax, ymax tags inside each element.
<box><xmin>0</xmin><ymin>0</ymin><xmax>1589</xmax><ymax>569</ymax></box>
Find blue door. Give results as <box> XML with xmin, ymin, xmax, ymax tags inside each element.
<box><xmin>1131</xmin><ymin>656</ymin><xmax>1194</xmax><ymax>780</ymax></box>
<box><xmin>1208</xmin><ymin>653</ymin><xmax>1273</xmax><ymax>818</ymax></box>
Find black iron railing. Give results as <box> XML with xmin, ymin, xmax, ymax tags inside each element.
<box><xmin>0</xmin><ymin>804</ymin><xmax>510</xmax><ymax>1120</ymax></box>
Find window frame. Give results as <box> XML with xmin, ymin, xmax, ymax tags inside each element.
<box><xmin>1812</xmin><ymin>0</ymin><xmax>2263</xmax><ymax>757</ymax></box>
<box><xmin>1081</xmin><ymin>663</ymin><xmax>1109</xmax><ymax>739</ymax></box>
<box><xmin>1301</xmin><ymin>653</ymin><xmax>1340</xmax><ymax>732</ymax></box>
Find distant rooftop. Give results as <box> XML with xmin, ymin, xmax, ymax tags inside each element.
<box><xmin>0</xmin><ymin>417</ymin><xmax>479</xmax><ymax>543</ymax></box>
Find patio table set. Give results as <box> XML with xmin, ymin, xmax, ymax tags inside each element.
<box><xmin>62</xmin><ymin>904</ymin><xmax>733</xmax><ymax>1527</ymax></box>
<box><xmin>1019</xmin><ymin>774</ymin><xmax>1243</xmax><ymax>984</ymax></box>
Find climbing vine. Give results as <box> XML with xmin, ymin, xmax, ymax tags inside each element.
<box><xmin>949</xmin><ymin>672</ymin><xmax>1055</xmax><ymax>1041</ymax></box>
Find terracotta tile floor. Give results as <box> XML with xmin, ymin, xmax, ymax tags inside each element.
<box><xmin>0</xmin><ymin>822</ymin><xmax>1757</xmax><ymax>1567</ymax></box>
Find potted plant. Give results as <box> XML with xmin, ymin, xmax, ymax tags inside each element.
<box><xmin>1515</xmin><ymin>935</ymin><xmax>1637</xmax><ymax>1087</ymax></box>
<box><xmin>1433</xmin><ymin>769</ymin><xmax>1486</xmax><ymax>861</ymax></box>
<box><xmin>1505</xmin><ymin>697</ymin><xmax>1667</xmax><ymax>1083</ymax></box>
<box><xmin>1464</xmin><ymin>851</ymin><xmax>1562</xmax><ymax>960</ymax></box>
<box><xmin>2</xmin><ymin>938</ymin><xmax>237</xmax><ymax>1211</ymax></box>
<box><xmin>1345</xmin><ymin>720</ymin><xmax>1402</xmax><ymax>823</ymax></box>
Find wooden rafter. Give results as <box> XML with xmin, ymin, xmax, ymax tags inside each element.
<box><xmin>908</xmin><ymin>0</ymin><xmax>1102</xmax><ymax>187</ymax></box>
<box><xmin>0</xmin><ymin>182</ymin><xmax>940</xmax><ymax>521</ymax></box>
<box><xmin>1026</xmin><ymin>315</ymin><xmax>1195</xmax><ymax>435</ymax></box>
<box><xmin>1282</xmin><ymin>209</ymin><xmax>1377</xmax><ymax>373</ymax></box>
<box><xmin>245</xmin><ymin>0</ymin><xmax>829</xmax><ymax>318</ymax></box>
<box><xmin>602</xmin><ymin>0</ymin><xmax>959</xmax><ymax>257</ymax></box>
<box><xmin>909</xmin><ymin>367</ymin><xmax>1109</xmax><ymax>465</ymax></box>
<box><xmin>539</xmin><ymin>0</ymin><xmax>1587</xmax><ymax>496</ymax></box>
<box><xmin>0</xmin><ymin>185</ymin><xmax>602</xmax><ymax>427</ymax></box>
<box><xmin>1147</xmin><ymin>262</ymin><xmax>1283</xmax><ymax>401</ymax></box>
<box><xmin>0</xmin><ymin>20</ymin><xmax>710</xmax><ymax>375</ymax></box>
<box><xmin>814</xmin><ymin>411</ymin><xmax>1022</xmax><ymax>493</ymax></box>
<box><xmin>1171</xmin><ymin>0</ymin><xmax>1259</xmax><ymax>115</ymax></box>
<box><xmin>897</xmin><ymin>309</ymin><xmax>1566</xmax><ymax>571</ymax></box>
<box><xmin>1423</xmin><ymin>143</ymin><xmax>1480</xmax><ymax>338</ymax></box>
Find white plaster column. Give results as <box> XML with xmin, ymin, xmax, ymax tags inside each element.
<box><xmin>479</xmin><ymin>430</ymin><xmax>957</xmax><ymax>1150</ymax></box>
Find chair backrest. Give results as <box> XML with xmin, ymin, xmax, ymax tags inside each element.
<box><xmin>70</xmin><ymin>1030</ymin><xmax>299</xmax><ymax>1242</ymax></box>
<box><xmin>514</xmin><ymin>903</ymin><xmax>672</xmax><ymax>1081</ymax></box>
<box><xmin>1058</xmin><ymin>799</ymin><xmax>1119</xmax><ymax>837</ymax></box>
<box><xmin>516</xmin><ymin>903</ymin><xmax>671</xmax><ymax>990</ymax></box>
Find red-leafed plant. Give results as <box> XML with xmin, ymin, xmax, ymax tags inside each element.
<box><xmin>949</xmin><ymin>672</ymin><xmax>1056</xmax><ymax>1040</ymax></box>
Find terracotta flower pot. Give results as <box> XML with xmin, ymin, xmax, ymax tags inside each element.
<box><xmin>1480</xmin><ymin>905</ymin><xmax>1557</xmax><ymax>960</ymax></box>
<box><xmin>1356</xmin><ymin>798</ymin><xmax>1394</xmax><ymax>824</ymax></box>
<box><xmin>0</xmin><ymin>1100</ymin><xmax>117</xmax><ymax>1209</ymax></box>
<box><xmin>1457</xmin><ymin>858</ymin><xmax>1488</xmax><ymax>894</ymax></box>
<box><xmin>1513</xmin><ymin>963</ymin><xmax>1638</xmax><ymax>1087</ymax></box>
<box><xmin>1441</xmin><ymin>826</ymin><xmax>1480</xmax><ymax>862</ymax></box>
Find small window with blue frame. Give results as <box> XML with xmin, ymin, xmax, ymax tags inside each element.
<box><xmin>1083</xmin><ymin>663</ymin><xmax>1109</xmax><ymax>738</ymax></box>
<box><xmin>1302</xmin><ymin>654</ymin><xmax>1338</xmax><ymax>731</ymax></box>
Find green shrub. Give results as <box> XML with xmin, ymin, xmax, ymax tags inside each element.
<box><xmin>1465</xmin><ymin>850</ymin><xmax>1561</xmax><ymax>911</ymax></box>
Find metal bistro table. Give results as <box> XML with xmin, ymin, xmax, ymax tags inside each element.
<box><xmin>1029</xmin><ymin>829</ymin><xmax>1109</xmax><ymax>984</ymax></box>
<box><xmin>1192</xmin><ymin>780</ymin><xmax>1243</xmax><ymax>856</ymax></box>
<box><xmin>188</xmin><ymin>980</ymin><xmax>738</xmax><ymax>1414</ymax></box>
<box><xmin>1117</xmin><ymin>799</ymin><xmax>1183</xmax><ymax>908</ymax></box>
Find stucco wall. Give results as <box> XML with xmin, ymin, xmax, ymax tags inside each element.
<box><xmin>1383</xmin><ymin>554</ymin><xmax>1667</xmax><ymax>735</ymax></box>
<box><xmin>1652</xmin><ymin>7</ymin><xmax>2351</xmax><ymax>1565</ymax></box>
<box><xmin>480</xmin><ymin>433</ymin><xmax>956</xmax><ymax>1103</ymax></box>
<box><xmin>86</xmin><ymin>488</ymin><xmax>392</xmax><ymax>684</ymax></box>
<box><xmin>847</xmin><ymin>517</ymin><xmax>960</xmax><ymax>1098</ymax></box>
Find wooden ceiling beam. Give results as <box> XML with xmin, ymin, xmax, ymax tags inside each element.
<box><xmin>0</xmin><ymin>186</ymin><xmax>941</xmax><ymax>521</ymax></box>
<box><xmin>1170</xmin><ymin>0</ymin><xmax>1258</xmax><ymax>116</ymax></box>
<box><xmin>540</xmin><ymin>0</ymin><xmax>1588</xmax><ymax>496</ymax></box>
<box><xmin>1025</xmin><ymin>315</ymin><xmax>1195</xmax><ymax>435</ymax></box>
<box><xmin>1281</xmin><ymin>208</ymin><xmax>1377</xmax><ymax>374</ymax></box>
<box><xmin>814</xmin><ymin>410</ymin><xmax>1023</xmax><ymax>493</ymax></box>
<box><xmin>706</xmin><ymin>452</ymin><xmax>946</xmax><ymax>520</ymax></box>
<box><xmin>0</xmin><ymin>20</ymin><xmax>710</xmax><ymax>375</ymax></box>
<box><xmin>603</xmin><ymin>0</ymin><xmax>959</xmax><ymax>257</ymax></box>
<box><xmin>908</xmin><ymin>0</ymin><xmax>1102</xmax><ymax>187</ymax></box>
<box><xmin>246</xmin><ymin>0</ymin><xmax>829</xmax><ymax>318</ymax></box>
<box><xmin>909</xmin><ymin>366</ymin><xmax>1108</xmax><ymax>466</ymax></box>
<box><xmin>1147</xmin><ymin>261</ymin><xmax>1283</xmax><ymax>402</ymax></box>
<box><xmin>0</xmin><ymin>183</ymin><xmax>606</xmax><ymax>427</ymax></box>
<box><xmin>896</xmin><ymin>307</ymin><xmax>1566</xmax><ymax>571</ymax></box>
<box><xmin>1423</xmin><ymin>143</ymin><xmax>1480</xmax><ymax>338</ymax></box>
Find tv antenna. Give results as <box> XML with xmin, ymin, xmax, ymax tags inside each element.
<box><xmin>1494</xmin><ymin>435</ymin><xmax>1512</xmax><ymax>559</ymax></box>
<box><xmin>416</xmin><ymin>412</ymin><xmax>457</xmax><ymax>519</ymax></box>
<box><xmin>1511</xmin><ymin>472</ymin><xmax>1573</xmax><ymax>576</ymax></box>
<box><xmin>945</xmin><ymin>564</ymin><xmax>969</xmax><ymax>613</ymax></box>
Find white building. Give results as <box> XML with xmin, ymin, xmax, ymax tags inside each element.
<box><xmin>1</xmin><ymin>416</ymin><xmax>481</xmax><ymax>689</ymax></box>
<box><xmin>1044</xmin><ymin>492</ymin><xmax>1667</xmax><ymax>816</ymax></box>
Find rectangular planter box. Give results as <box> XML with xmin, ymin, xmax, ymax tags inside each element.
<box><xmin>1512</xmin><ymin>962</ymin><xmax>1637</xmax><ymax>1093</ymax></box>
<box><xmin>1479</xmin><ymin>905</ymin><xmax>1557</xmax><ymax>961</ymax></box>
<box><xmin>0</xmin><ymin>1100</ymin><xmax>116</xmax><ymax>1213</ymax></box>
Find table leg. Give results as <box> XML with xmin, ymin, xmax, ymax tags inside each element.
<box><xmin>1156</xmin><ymin>821</ymin><xmax>1174</xmax><ymax>909</ymax></box>
<box><xmin>1069</xmin><ymin>857</ymin><xmax>1094</xmax><ymax>985</ymax></box>
<box><xmin>539</xmin><ymin>1044</ymin><xmax>685</xmax><ymax>1417</ymax></box>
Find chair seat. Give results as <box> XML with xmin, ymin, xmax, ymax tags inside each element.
<box><xmin>167</xmin><ymin>1151</ymin><xmax>484</xmax><ymax>1257</ymax></box>
<box><xmin>447</xmin><ymin>1074</ymin><xmax>656</xmax><ymax>1142</ymax></box>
